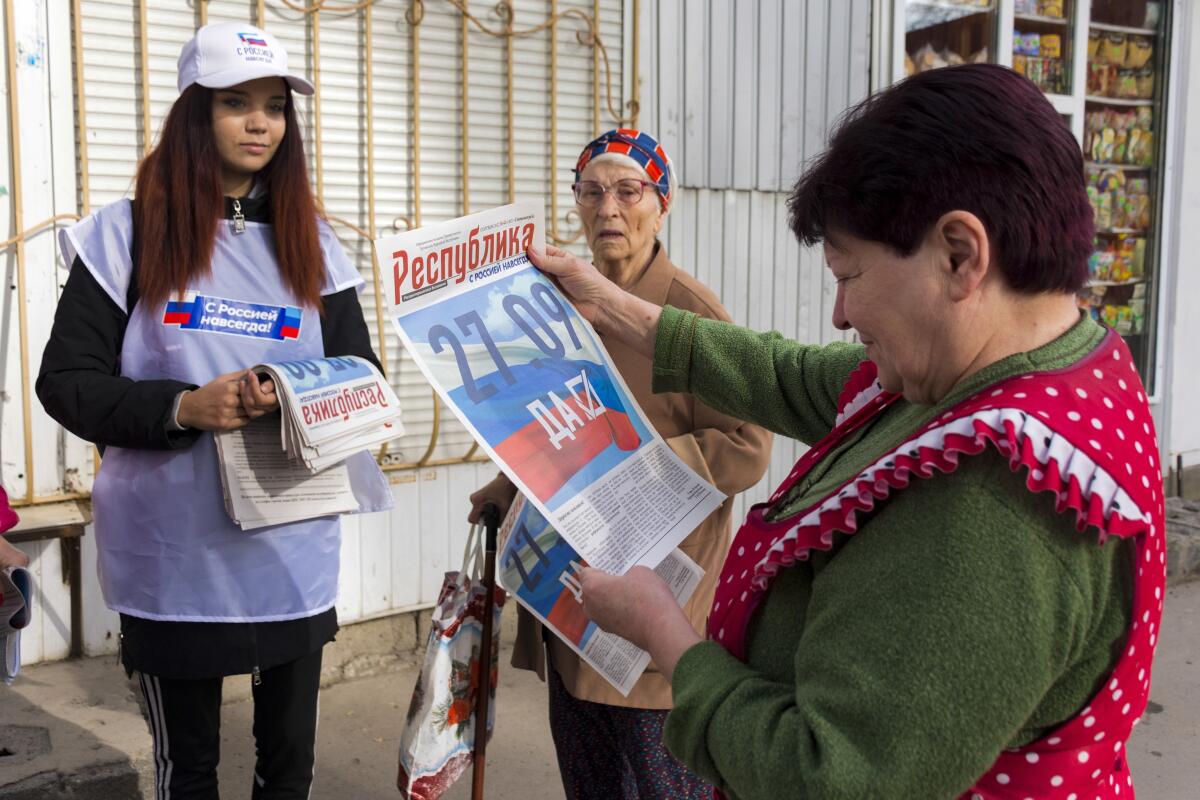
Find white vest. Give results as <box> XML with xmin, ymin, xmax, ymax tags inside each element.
<box><xmin>58</xmin><ymin>199</ymin><xmax>393</xmax><ymax>622</ymax></box>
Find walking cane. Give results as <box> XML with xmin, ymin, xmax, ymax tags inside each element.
<box><xmin>471</xmin><ymin>504</ymin><xmax>500</xmax><ymax>800</ymax></box>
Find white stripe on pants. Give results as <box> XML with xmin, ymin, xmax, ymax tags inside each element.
<box><xmin>137</xmin><ymin>671</ymin><xmax>174</xmax><ymax>800</ymax></box>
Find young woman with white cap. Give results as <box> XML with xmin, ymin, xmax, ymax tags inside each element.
<box><xmin>36</xmin><ymin>23</ymin><xmax>390</xmax><ymax>799</ymax></box>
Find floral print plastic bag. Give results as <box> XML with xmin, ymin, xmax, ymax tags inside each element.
<box><xmin>398</xmin><ymin>523</ymin><xmax>506</xmax><ymax>800</ymax></box>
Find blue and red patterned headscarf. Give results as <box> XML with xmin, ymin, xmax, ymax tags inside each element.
<box><xmin>574</xmin><ymin>128</ymin><xmax>675</xmax><ymax>212</ymax></box>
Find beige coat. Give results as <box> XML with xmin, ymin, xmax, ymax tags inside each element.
<box><xmin>510</xmin><ymin>243</ymin><xmax>773</xmax><ymax>709</ymax></box>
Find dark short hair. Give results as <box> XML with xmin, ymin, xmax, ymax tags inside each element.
<box><xmin>788</xmin><ymin>64</ymin><xmax>1093</xmax><ymax>294</ymax></box>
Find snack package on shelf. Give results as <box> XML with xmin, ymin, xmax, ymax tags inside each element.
<box><xmin>1087</xmin><ymin>183</ymin><xmax>1113</xmax><ymax>231</ymax></box>
<box><xmin>1108</xmin><ymin>240</ymin><xmax>1131</xmax><ymax>283</ymax></box>
<box><xmin>1084</xmin><ymin>110</ymin><xmax>1102</xmax><ymax>160</ymax></box>
<box><xmin>1115</xmin><ymin>238</ymin><xmax>1138</xmax><ymax>281</ymax></box>
<box><xmin>1126</xmin><ymin>177</ymin><xmax>1152</xmax><ymax>231</ymax></box>
<box><xmin>1087</xmin><ymin>62</ymin><xmax>1118</xmax><ymax>97</ymax></box>
<box><xmin>1133</xmin><ymin>107</ymin><xmax>1154</xmax><ymax>165</ymax></box>
<box><xmin>1106</xmin><ymin>171</ymin><xmax>1128</xmax><ymax>228</ymax></box>
<box><xmin>1088</xmin><ymin>245</ymin><xmax>1116</xmax><ymax>283</ymax></box>
<box><xmin>1135</xmin><ymin>67</ymin><xmax>1155</xmax><ymax>99</ymax></box>
<box><xmin>1126</xmin><ymin>36</ymin><xmax>1153</xmax><ymax>69</ymax></box>
<box><xmin>1115</xmin><ymin>69</ymin><xmax>1140</xmax><ymax>99</ymax></box>
<box><xmin>1114</xmin><ymin>128</ymin><xmax>1130</xmax><ymax>164</ymax></box>
<box><xmin>1087</xmin><ymin>169</ymin><xmax>1124</xmax><ymax>230</ymax></box>
<box><xmin>1127</xmin><ymin>126</ymin><xmax>1147</xmax><ymax>165</ymax></box>
<box><xmin>1100</xmin><ymin>32</ymin><xmax>1128</xmax><ymax>65</ymax></box>
<box><xmin>1039</xmin><ymin>0</ymin><xmax>1065</xmax><ymax>17</ymax></box>
<box><xmin>1130</xmin><ymin>299</ymin><xmax>1145</xmax><ymax>335</ymax></box>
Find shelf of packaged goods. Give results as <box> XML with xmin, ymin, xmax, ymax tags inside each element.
<box><xmin>1014</xmin><ymin>13</ymin><xmax>1068</xmax><ymax>26</ymax></box>
<box><xmin>1085</xmin><ymin>162</ymin><xmax>1153</xmax><ymax>171</ymax></box>
<box><xmin>1085</xmin><ymin>96</ymin><xmax>1155</xmax><ymax>107</ymax></box>
<box><xmin>907</xmin><ymin>0</ymin><xmax>993</xmax><ymax>11</ymax></box>
<box><xmin>906</xmin><ymin>1</ymin><xmax>993</xmax><ymax>33</ymax></box>
<box><xmin>1089</xmin><ymin>21</ymin><xmax>1158</xmax><ymax>37</ymax></box>
<box><xmin>1095</xmin><ymin>228</ymin><xmax>1147</xmax><ymax>236</ymax></box>
<box><xmin>1087</xmin><ymin>278</ymin><xmax>1146</xmax><ymax>288</ymax></box>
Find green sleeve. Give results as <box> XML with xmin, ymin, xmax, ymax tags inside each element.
<box><xmin>663</xmin><ymin>453</ymin><xmax>1124</xmax><ymax>800</ymax></box>
<box><xmin>651</xmin><ymin>305</ymin><xmax>865</xmax><ymax>445</ymax></box>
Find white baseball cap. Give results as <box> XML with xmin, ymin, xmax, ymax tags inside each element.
<box><xmin>177</xmin><ymin>22</ymin><xmax>314</xmax><ymax>96</ymax></box>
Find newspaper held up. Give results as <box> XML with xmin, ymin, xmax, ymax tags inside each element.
<box><xmin>498</xmin><ymin>495</ymin><xmax>701</xmax><ymax>695</ymax></box>
<box><xmin>376</xmin><ymin>199</ymin><xmax>724</xmax><ymax>575</ymax></box>
<box><xmin>214</xmin><ymin>356</ymin><xmax>403</xmax><ymax>530</ymax></box>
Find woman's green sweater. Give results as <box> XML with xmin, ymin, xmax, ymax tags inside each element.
<box><xmin>652</xmin><ymin>307</ymin><xmax>1132</xmax><ymax>800</ymax></box>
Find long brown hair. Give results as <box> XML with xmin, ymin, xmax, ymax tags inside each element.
<box><xmin>132</xmin><ymin>84</ymin><xmax>325</xmax><ymax>310</ymax></box>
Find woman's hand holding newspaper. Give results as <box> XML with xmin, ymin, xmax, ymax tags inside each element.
<box><xmin>178</xmin><ymin>369</ymin><xmax>254</xmax><ymax>431</ymax></box>
<box><xmin>177</xmin><ymin>369</ymin><xmax>280</xmax><ymax>430</ymax></box>
<box><xmin>578</xmin><ymin>565</ymin><xmax>702</xmax><ymax>683</ymax></box>
<box><xmin>239</xmin><ymin>370</ymin><xmax>280</xmax><ymax>419</ymax></box>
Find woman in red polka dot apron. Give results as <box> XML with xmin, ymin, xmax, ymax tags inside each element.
<box><xmin>531</xmin><ymin>64</ymin><xmax>1163</xmax><ymax>799</ymax></box>
<box><xmin>705</xmin><ymin>342</ymin><xmax>1163</xmax><ymax>799</ymax></box>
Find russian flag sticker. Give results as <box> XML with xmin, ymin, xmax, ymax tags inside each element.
<box><xmin>162</xmin><ymin>293</ymin><xmax>303</xmax><ymax>342</ymax></box>
<box><xmin>162</xmin><ymin>298</ymin><xmax>194</xmax><ymax>326</ymax></box>
<box><xmin>279</xmin><ymin>307</ymin><xmax>302</xmax><ymax>340</ymax></box>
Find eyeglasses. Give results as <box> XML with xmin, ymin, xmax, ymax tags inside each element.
<box><xmin>572</xmin><ymin>179</ymin><xmax>657</xmax><ymax>208</ymax></box>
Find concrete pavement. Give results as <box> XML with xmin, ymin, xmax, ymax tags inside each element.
<box><xmin>1123</xmin><ymin>579</ymin><xmax>1200</xmax><ymax>798</ymax></box>
<box><xmin>235</xmin><ymin>582</ymin><xmax>1200</xmax><ymax>799</ymax></box>
<box><xmin>4</xmin><ymin>580</ymin><xmax>1198</xmax><ymax>799</ymax></box>
<box><xmin>217</xmin><ymin>611</ymin><xmax>560</xmax><ymax>800</ymax></box>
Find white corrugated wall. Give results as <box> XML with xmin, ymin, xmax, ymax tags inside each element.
<box><xmin>0</xmin><ymin>0</ymin><xmax>87</xmax><ymax>664</ymax></box>
<box><xmin>640</xmin><ymin>0</ymin><xmax>874</xmax><ymax>524</ymax></box>
<box><xmin>1</xmin><ymin>0</ymin><xmax>873</xmax><ymax>663</ymax></box>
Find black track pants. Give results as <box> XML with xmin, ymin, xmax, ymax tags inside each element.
<box><xmin>135</xmin><ymin>647</ymin><xmax>323</xmax><ymax>800</ymax></box>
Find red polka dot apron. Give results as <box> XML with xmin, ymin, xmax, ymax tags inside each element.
<box><xmin>708</xmin><ymin>331</ymin><xmax>1165</xmax><ymax>799</ymax></box>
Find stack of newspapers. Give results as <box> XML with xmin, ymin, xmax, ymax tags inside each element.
<box><xmin>214</xmin><ymin>356</ymin><xmax>403</xmax><ymax>530</ymax></box>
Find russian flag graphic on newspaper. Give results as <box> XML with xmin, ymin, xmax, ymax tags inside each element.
<box><xmin>163</xmin><ymin>292</ymin><xmax>302</xmax><ymax>341</ymax></box>
<box><xmin>398</xmin><ymin>267</ymin><xmax>651</xmax><ymax>510</ymax></box>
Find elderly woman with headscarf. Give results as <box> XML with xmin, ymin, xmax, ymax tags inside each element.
<box><xmin>469</xmin><ymin>129</ymin><xmax>772</xmax><ymax>799</ymax></box>
<box><xmin>530</xmin><ymin>65</ymin><xmax>1164</xmax><ymax>800</ymax></box>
